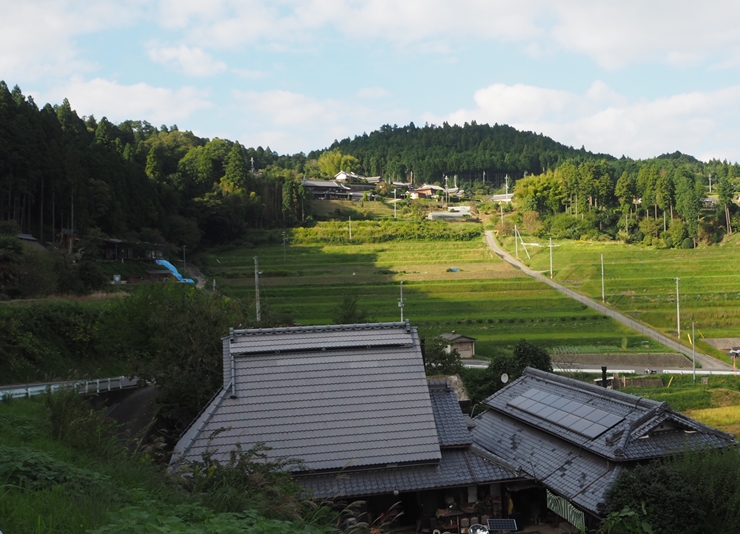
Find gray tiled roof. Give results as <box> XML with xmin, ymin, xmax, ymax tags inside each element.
<box><xmin>173</xmin><ymin>322</ymin><xmax>441</xmax><ymax>472</ymax></box>
<box><xmin>296</xmin><ymin>447</ymin><xmax>516</xmax><ymax>500</ymax></box>
<box><xmin>472</xmin><ymin>408</ymin><xmax>616</xmax><ymax>516</ymax></box>
<box><xmin>472</xmin><ymin>367</ymin><xmax>739</xmax><ymax>516</ymax></box>
<box><xmin>428</xmin><ymin>379</ymin><xmax>472</xmax><ymax>448</ymax></box>
<box><xmin>439</xmin><ymin>333</ymin><xmax>477</xmax><ymax>343</ymax></box>
<box><xmin>482</xmin><ymin>368</ymin><xmax>737</xmax><ymax>461</ymax></box>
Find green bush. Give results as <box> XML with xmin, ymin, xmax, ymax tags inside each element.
<box><xmin>181</xmin><ymin>442</ymin><xmax>307</xmax><ymax>518</ymax></box>
<box><xmin>607</xmin><ymin>450</ymin><xmax>740</xmax><ymax>534</ymax></box>
<box><xmin>0</xmin><ymin>445</ymin><xmax>114</xmax><ymax>495</ymax></box>
<box><xmin>45</xmin><ymin>388</ymin><xmax>122</xmax><ymax>459</ymax></box>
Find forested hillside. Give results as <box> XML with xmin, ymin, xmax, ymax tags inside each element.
<box><xmin>0</xmin><ymin>82</ymin><xmax>307</xmax><ymax>251</ymax></box>
<box><xmin>2</xmin><ymin>80</ymin><xmax>740</xmax><ymax>262</ymax></box>
<box><xmin>323</xmin><ymin>121</ymin><xmax>615</xmax><ymax>185</ymax></box>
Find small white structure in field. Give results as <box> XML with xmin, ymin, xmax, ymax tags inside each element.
<box><xmin>439</xmin><ymin>331</ymin><xmax>477</xmax><ymax>359</ymax></box>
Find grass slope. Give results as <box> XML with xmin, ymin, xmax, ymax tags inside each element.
<box><xmin>201</xmin><ymin>235</ymin><xmax>658</xmax><ymax>358</ymax></box>
<box><xmin>497</xmin><ymin>233</ymin><xmax>740</xmax><ymax>361</ymax></box>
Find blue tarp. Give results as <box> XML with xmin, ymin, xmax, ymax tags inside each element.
<box><xmin>155</xmin><ymin>259</ymin><xmax>195</xmax><ymax>284</ymax></box>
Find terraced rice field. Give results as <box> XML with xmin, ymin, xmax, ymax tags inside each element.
<box><xmin>200</xmin><ymin>237</ymin><xmax>658</xmax><ymax>358</ymax></box>
<box><xmin>499</xmin><ymin>234</ymin><xmax>740</xmax><ymax>340</ymax></box>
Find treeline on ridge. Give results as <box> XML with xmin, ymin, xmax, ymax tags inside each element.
<box><xmin>3</xmin><ymin>80</ymin><xmax>740</xmax><ymax>261</ymax></box>
<box><xmin>511</xmin><ymin>157</ymin><xmax>740</xmax><ymax>246</ymax></box>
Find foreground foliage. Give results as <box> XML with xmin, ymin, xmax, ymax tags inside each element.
<box><xmin>0</xmin><ymin>393</ymin><xmax>337</xmax><ymax>534</ymax></box>
<box><xmin>607</xmin><ymin>449</ymin><xmax>740</xmax><ymax>534</ymax></box>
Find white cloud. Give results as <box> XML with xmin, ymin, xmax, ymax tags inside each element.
<box><xmin>148</xmin><ymin>45</ymin><xmax>227</xmax><ymax>76</ymax></box>
<box><xmin>232</xmin><ymin>89</ymin><xmax>408</xmax><ymax>153</ymax></box>
<box><xmin>429</xmin><ymin>82</ymin><xmax>740</xmax><ymax>161</ymax></box>
<box><xmin>231</xmin><ymin>67</ymin><xmax>266</xmax><ymax>79</ymax></box>
<box><xmin>357</xmin><ymin>87</ymin><xmax>390</xmax><ymax>99</ymax></box>
<box><xmin>149</xmin><ymin>1</ymin><xmax>740</xmax><ymax>70</ymax></box>
<box><xmin>0</xmin><ymin>0</ymin><xmax>145</xmax><ymax>81</ymax></box>
<box><xmin>39</xmin><ymin>78</ymin><xmax>213</xmax><ymax>124</ymax></box>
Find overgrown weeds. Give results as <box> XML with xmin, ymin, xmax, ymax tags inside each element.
<box><xmin>45</xmin><ymin>387</ymin><xmax>123</xmax><ymax>459</ymax></box>
<box><xmin>180</xmin><ymin>440</ymin><xmax>309</xmax><ymax>520</ymax></box>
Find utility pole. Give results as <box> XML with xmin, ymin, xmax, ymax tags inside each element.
<box><xmin>349</xmin><ymin>216</ymin><xmax>352</xmax><ymax>241</ymax></box>
<box><xmin>398</xmin><ymin>281</ymin><xmax>404</xmax><ymax>322</ymax></box>
<box><xmin>549</xmin><ymin>238</ymin><xmax>553</xmax><ymax>279</ymax></box>
<box><xmin>692</xmin><ymin>322</ymin><xmax>696</xmax><ymax>383</ymax></box>
<box><xmin>254</xmin><ymin>257</ymin><xmax>261</xmax><ymax>323</ymax></box>
<box><xmin>505</xmin><ymin>174</ymin><xmax>509</xmax><ymax>196</ymax></box>
<box><xmin>601</xmin><ymin>254</ymin><xmax>605</xmax><ymax>303</ymax></box>
<box><xmin>394</xmin><ymin>188</ymin><xmax>397</xmax><ymax>219</ymax></box>
<box><xmin>282</xmin><ymin>231</ymin><xmax>286</xmax><ymax>261</ymax></box>
<box><xmin>500</xmin><ymin>203</ymin><xmax>504</xmax><ymax>225</ymax></box>
<box><xmin>515</xmin><ymin>225</ymin><xmax>519</xmax><ymax>258</ymax></box>
<box><xmin>676</xmin><ymin>277</ymin><xmax>681</xmax><ymax>338</ymax></box>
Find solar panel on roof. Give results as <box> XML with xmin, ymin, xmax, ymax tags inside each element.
<box><xmin>487</xmin><ymin>518</ymin><xmax>517</xmax><ymax>531</ymax></box>
<box><xmin>506</xmin><ymin>388</ymin><xmax>624</xmax><ymax>439</ymax></box>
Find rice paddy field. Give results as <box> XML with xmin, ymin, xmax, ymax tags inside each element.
<box><xmin>498</xmin><ymin>232</ymin><xmax>740</xmax><ymax>340</ymax></box>
<box><xmin>199</xmin><ymin>232</ymin><xmax>661</xmax><ymax>359</ymax></box>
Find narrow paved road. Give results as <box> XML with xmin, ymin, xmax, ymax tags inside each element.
<box><xmin>186</xmin><ymin>266</ymin><xmax>208</xmax><ymax>290</ymax></box>
<box><xmin>484</xmin><ymin>231</ymin><xmax>731</xmax><ymax>371</ymax></box>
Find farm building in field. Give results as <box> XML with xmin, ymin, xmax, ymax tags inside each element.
<box><xmin>427</xmin><ymin>211</ymin><xmax>467</xmax><ymax>221</ymax></box>
<box><xmin>411</xmin><ymin>184</ymin><xmax>445</xmax><ymax>199</ymax></box>
<box><xmin>334</xmin><ymin>170</ymin><xmax>382</xmax><ymax>184</ymax></box>
<box><xmin>171</xmin><ymin>322</ymin><xmax>738</xmax><ymax>533</ymax></box>
<box><xmin>439</xmin><ymin>332</ymin><xmax>477</xmax><ymax>358</ymax></box>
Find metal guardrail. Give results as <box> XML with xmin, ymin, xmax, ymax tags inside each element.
<box><xmin>0</xmin><ymin>376</ymin><xmax>138</xmax><ymax>400</ymax></box>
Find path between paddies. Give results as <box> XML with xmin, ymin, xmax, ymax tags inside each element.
<box><xmin>484</xmin><ymin>230</ymin><xmax>731</xmax><ymax>371</ymax></box>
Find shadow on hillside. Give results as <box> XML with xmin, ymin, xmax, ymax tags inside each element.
<box><xmin>199</xmin><ymin>241</ymin><xmax>650</xmax><ymax>359</ymax></box>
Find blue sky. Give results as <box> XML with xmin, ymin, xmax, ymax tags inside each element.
<box><xmin>4</xmin><ymin>1</ymin><xmax>740</xmax><ymax>161</ymax></box>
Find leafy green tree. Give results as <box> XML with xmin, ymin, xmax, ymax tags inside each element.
<box><xmin>477</xmin><ymin>339</ymin><xmax>553</xmax><ymax>398</ymax></box>
<box><xmin>0</xmin><ymin>236</ymin><xmax>23</xmax><ymax>296</ymax></box>
<box><xmin>221</xmin><ymin>141</ymin><xmax>251</xmax><ymax>193</ymax></box>
<box><xmin>108</xmin><ymin>283</ymin><xmax>247</xmax><ymax>417</ymax></box>
<box><xmin>316</xmin><ymin>149</ymin><xmax>359</xmax><ymax>177</ymax></box>
<box><xmin>718</xmin><ymin>171</ymin><xmax>734</xmax><ymax>235</ymax></box>
<box><xmin>607</xmin><ymin>449</ymin><xmax>740</xmax><ymax>534</ymax></box>
<box><xmin>512</xmin><ymin>338</ymin><xmax>553</xmax><ymax>374</ymax></box>
<box><xmin>423</xmin><ymin>336</ymin><xmax>464</xmax><ymax>376</ymax></box>
<box><xmin>673</xmin><ymin>167</ymin><xmax>701</xmax><ymax>243</ymax></box>
<box><xmin>331</xmin><ymin>293</ymin><xmax>368</xmax><ymax>324</ymax></box>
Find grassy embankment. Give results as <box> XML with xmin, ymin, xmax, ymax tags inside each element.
<box><xmin>200</xmin><ymin>220</ymin><xmax>662</xmax><ymax>359</ymax></box>
<box><xmin>620</xmin><ymin>373</ymin><xmax>740</xmax><ymax>436</ymax></box>
<box><xmin>497</xmin><ymin>232</ymin><xmax>740</xmax><ymax>362</ymax></box>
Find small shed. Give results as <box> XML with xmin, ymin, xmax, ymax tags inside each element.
<box><xmin>440</xmin><ymin>331</ymin><xmax>477</xmax><ymax>359</ymax></box>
